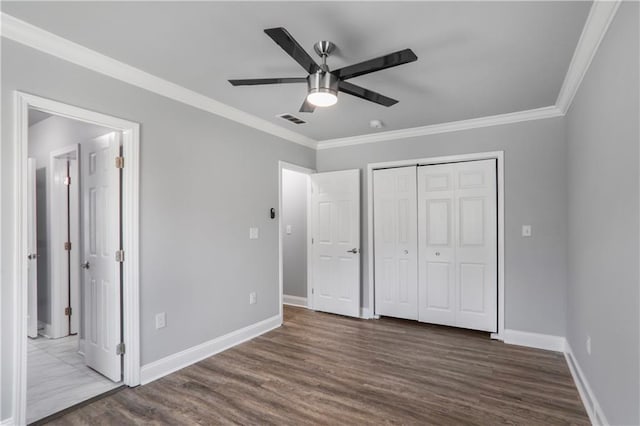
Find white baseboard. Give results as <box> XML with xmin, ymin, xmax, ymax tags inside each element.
<box><xmin>503</xmin><ymin>329</ymin><xmax>566</xmax><ymax>352</ymax></box>
<box><xmin>140</xmin><ymin>315</ymin><xmax>281</xmax><ymax>385</ymax></box>
<box><xmin>283</xmin><ymin>295</ymin><xmax>308</xmax><ymax>308</ymax></box>
<box><xmin>0</xmin><ymin>417</ymin><xmax>14</xmax><ymax>425</ymax></box>
<box><xmin>360</xmin><ymin>307</ymin><xmax>375</xmax><ymax>319</ymax></box>
<box><xmin>565</xmin><ymin>342</ymin><xmax>609</xmax><ymax>426</ymax></box>
<box><xmin>78</xmin><ymin>338</ymin><xmax>85</xmax><ymax>356</ymax></box>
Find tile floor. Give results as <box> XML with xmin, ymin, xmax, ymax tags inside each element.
<box><xmin>27</xmin><ymin>334</ymin><xmax>121</xmax><ymax>424</ymax></box>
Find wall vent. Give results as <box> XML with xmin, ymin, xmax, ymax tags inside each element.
<box><xmin>277</xmin><ymin>113</ymin><xmax>306</xmax><ymax>125</ymax></box>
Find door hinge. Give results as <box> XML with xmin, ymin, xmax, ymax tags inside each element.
<box><xmin>115</xmin><ymin>156</ymin><xmax>124</xmax><ymax>169</ymax></box>
<box><xmin>116</xmin><ymin>342</ymin><xmax>125</xmax><ymax>355</ymax></box>
<box><xmin>312</xmin><ymin>288</ymin><xmax>314</xmax><ymax>295</ymax></box>
<box><xmin>115</xmin><ymin>250</ymin><xmax>125</xmax><ymax>263</ymax></box>
<box><xmin>311</xmin><ymin>238</ymin><xmax>314</xmax><ymax>244</ymax></box>
<box><xmin>64</xmin><ymin>241</ymin><xmax>72</xmax><ymax>251</ymax></box>
<box><xmin>64</xmin><ymin>307</ymin><xmax>72</xmax><ymax>316</ymax></box>
<box><xmin>64</xmin><ymin>176</ymin><xmax>71</xmax><ymax>185</ymax></box>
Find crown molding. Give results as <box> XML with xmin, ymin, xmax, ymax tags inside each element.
<box><xmin>0</xmin><ymin>12</ymin><xmax>318</xmax><ymax>150</ymax></box>
<box><xmin>316</xmin><ymin>106</ymin><xmax>563</xmax><ymax>150</ymax></box>
<box><xmin>555</xmin><ymin>0</ymin><xmax>621</xmax><ymax>114</ymax></box>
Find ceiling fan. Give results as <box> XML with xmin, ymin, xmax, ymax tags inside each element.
<box><xmin>229</xmin><ymin>27</ymin><xmax>418</xmax><ymax>113</ymax></box>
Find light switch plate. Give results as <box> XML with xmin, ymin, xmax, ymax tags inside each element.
<box><xmin>249</xmin><ymin>227</ymin><xmax>259</xmax><ymax>239</ymax></box>
<box><xmin>249</xmin><ymin>292</ymin><xmax>257</xmax><ymax>305</ymax></box>
<box><xmin>286</xmin><ymin>225</ymin><xmax>293</xmax><ymax>235</ymax></box>
<box><xmin>522</xmin><ymin>225</ymin><xmax>532</xmax><ymax>237</ymax></box>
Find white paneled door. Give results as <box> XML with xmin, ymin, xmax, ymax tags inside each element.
<box><xmin>311</xmin><ymin>170</ymin><xmax>361</xmax><ymax>317</ymax></box>
<box><xmin>82</xmin><ymin>132</ymin><xmax>122</xmax><ymax>382</ymax></box>
<box><xmin>373</xmin><ymin>166</ymin><xmax>418</xmax><ymax>320</ymax></box>
<box><xmin>418</xmin><ymin>159</ymin><xmax>497</xmax><ymax>332</ymax></box>
<box><xmin>27</xmin><ymin>158</ymin><xmax>38</xmax><ymax>338</ymax></box>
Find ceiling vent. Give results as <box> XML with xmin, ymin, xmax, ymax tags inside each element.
<box><xmin>277</xmin><ymin>113</ymin><xmax>307</xmax><ymax>125</ymax></box>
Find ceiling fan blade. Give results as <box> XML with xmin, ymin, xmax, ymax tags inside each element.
<box><xmin>338</xmin><ymin>81</ymin><xmax>398</xmax><ymax>107</ymax></box>
<box><xmin>334</xmin><ymin>49</ymin><xmax>418</xmax><ymax>80</ymax></box>
<box><xmin>228</xmin><ymin>77</ymin><xmax>307</xmax><ymax>86</ymax></box>
<box><xmin>299</xmin><ymin>98</ymin><xmax>316</xmax><ymax>113</ymax></box>
<box><xmin>264</xmin><ymin>27</ymin><xmax>320</xmax><ymax>75</ymax></box>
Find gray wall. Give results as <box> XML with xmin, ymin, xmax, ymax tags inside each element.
<box><xmin>282</xmin><ymin>169</ymin><xmax>308</xmax><ymax>298</ymax></box>
<box><xmin>1</xmin><ymin>39</ymin><xmax>315</xmax><ymax>421</ymax></box>
<box><xmin>565</xmin><ymin>3</ymin><xmax>639</xmax><ymax>424</ymax></box>
<box><xmin>317</xmin><ymin>118</ymin><xmax>568</xmax><ymax>336</ymax></box>
<box><xmin>28</xmin><ymin>115</ymin><xmax>113</xmax><ymax>329</ymax></box>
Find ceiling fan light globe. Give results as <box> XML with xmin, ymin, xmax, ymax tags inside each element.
<box><xmin>307</xmin><ymin>90</ymin><xmax>338</xmax><ymax>107</ymax></box>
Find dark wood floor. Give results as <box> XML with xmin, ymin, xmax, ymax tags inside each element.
<box><xmin>46</xmin><ymin>306</ymin><xmax>588</xmax><ymax>425</ymax></box>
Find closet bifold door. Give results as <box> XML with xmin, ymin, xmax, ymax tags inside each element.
<box><xmin>373</xmin><ymin>166</ymin><xmax>418</xmax><ymax>320</ymax></box>
<box><xmin>417</xmin><ymin>159</ymin><xmax>497</xmax><ymax>332</ymax></box>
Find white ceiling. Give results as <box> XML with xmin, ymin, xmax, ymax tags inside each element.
<box><xmin>3</xmin><ymin>1</ymin><xmax>591</xmax><ymax>141</ymax></box>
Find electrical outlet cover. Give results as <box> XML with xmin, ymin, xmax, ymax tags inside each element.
<box><xmin>155</xmin><ymin>312</ymin><xmax>166</xmax><ymax>329</ymax></box>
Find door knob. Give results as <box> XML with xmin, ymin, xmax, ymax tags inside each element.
<box><xmin>403</xmin><ymin>250</ymin><xmax>409</xmax><ymax>255</ymax></box>
<box><xmin>27</xmin><ymin>253</ymin><xmax>38</xmax><ymax>260</ymax></box>
<box><xmin>346</xmin><ymin>248</ymin><xmax>359</xmax><ymax>254</ymax></box>
<box><xmin>81</xmin><ymin>261</ymin><xmax>90</xmax><ymax>270</ymax></box>
<box><xmin>435</xmin><ymin>252</ymin><xmax>441</xmax><ymax>256</ymax></box>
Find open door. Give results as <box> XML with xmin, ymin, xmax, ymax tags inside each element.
<box><xmin>27</xmin><ymin>158</ymin><xmax>38</xmax><ymax>338</ymax></box>
<box><xmin>82</xmin><ymin>132</ymin><xmax>122</xmax><ymax>382</ymax></box>
<box><xmin>310</xmin><ymin>169</ymin><xmax>361</xmax><ymax>317</ymax></box>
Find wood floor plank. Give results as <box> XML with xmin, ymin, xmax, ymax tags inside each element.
<box><xmin>44</xmin><ymin>306</ymin><xmax>588</xmax><ymax>425</ymax></box>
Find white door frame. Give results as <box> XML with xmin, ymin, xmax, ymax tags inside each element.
<box><xmin>367</xmin><ymin>151</ymin><xmax>505</xmax><ymax>340</ymax></box>
<box><xmin>46</xmin><ymin>145</ymin><xmax>80</xmax><ymax>339</ymax></box>
<box><xmin>12</xmin><ymin>91</ymin><xmax>141</xmax><ymax>425</ymax></box>
<box><xmin>278</xmin><ymin>161</ymin><xmax>315</xmax><ymax>318</ymax></box>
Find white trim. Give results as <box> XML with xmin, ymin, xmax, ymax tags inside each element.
<box><xmin>48</xmin><ymin>145</ymin><xmax>80</xmax><ymax>339</ymax></box>
<box><xmin>306</xmin><ymin>172</ymin><xmax>314</xmax><ymax>310</ymax></box>
<box><xmin>503</xmin><ymin>329</ymin><xmax>566</xmax><ymax>353</ymax></box>
<box><xmin>366</xmin><ymin>151</ymin><xmax>505</xmax><ymax>338</ymax></box>
<box><xmin>556</xmin><ymin>1</ymin><xmax>621</xmax><ymax>114</ymax></box>
<box><xmin>283</xmin><ymin>295</ymin><xmax>308</xmax><ymax>308</ymax></box>
<box><xmin>0</xmin><ymin>12</ymin><xmax>316</xmax><ymax>150</ymax></box>
<box><xmin>78</xmin><ymin>338</ymin><xmax>86</xmax><ymax>357</ymax></box>
<box><xmin>317</xmin><ymin>106</ymin><xmax>562</xmax><ymax>149</ymax></box>
<box><xmin>12</xmin><ymin>92</ymin><xmax>141</xmax><ymax>425</ymax></box>
<box><xmin>0</xmin><ymin>418</ymin><xmax>14</xmax><ymax>426</ymax></box>
<box><xmin>140</xmin><ymin>314</ymin><xmax>281</xmax><ymax>385</ymax></box>
<box><xmin>278</xmin><ymin>161</ymin><xmax>315</xmax><ymax>317</ymax></box>
<box><xmin>565</xmin><ymin>341</ymin><xmax>609</xmax><ymax>425</ymax></box>
<box><xmin>360</xmin><ymin>307</ymin><xmax>375</xmax><ymax>319</ymax></box>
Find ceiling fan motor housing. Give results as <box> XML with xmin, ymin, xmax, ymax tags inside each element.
<box><xmin>307</xmin><ymin>71</ymin><xmax>339</xmax><ymax>98</ymax></box>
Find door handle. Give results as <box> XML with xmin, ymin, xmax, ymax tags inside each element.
<box><xmin>27</xmin><ymin>253</ymin><xmax>38</xmax><ymax>260</ymax></box>
<box><xmin>435</xmin><ymin>252</ymin><xmax>441</xmax><ymax>256</ymax></box>
<box><xmin>346</xmin><ymin>248</ymin><xmax>359</xmax><ymax>254</ymax></box>
<box><xmin>81</xmin><ymin>261</ymin><xmax>90</xmax><ymax>270</ymax></box>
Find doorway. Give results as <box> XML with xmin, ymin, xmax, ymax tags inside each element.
<box><xmin>278</xmin><ymin>162</ymin><xmax>363</xmax><ymax>319</ymax></box>
<box><xmin>13</xmin><ymin>92</ymin><xmax>141</xmax><ymax>425</ymax></box>
<box><xmin>278</xmin><ymin>162</ymin><xmax>314</xmax><ymax>315</ymax></box>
